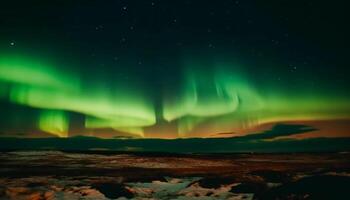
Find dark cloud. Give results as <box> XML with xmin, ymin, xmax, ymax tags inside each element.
<box><xmin>236</xmin><ymin>124</ymin><xmax>317</xmax><ymax>140</ymax></box>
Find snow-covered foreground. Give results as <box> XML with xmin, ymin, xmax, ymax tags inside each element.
<box><xmin>0</xmin><ymin>176</ymin><xmax>253</xmax><ymax>200</ymax></box>
<box><xmin>1</xmin><ymin>151</ymin><xmax>350</xmax><ymax>199</ymax></box>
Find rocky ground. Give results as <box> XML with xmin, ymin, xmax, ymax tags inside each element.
<box><xmin>0</xmin><ymin>151</ymin><xmax>349</xmax><ymax>199</ymax></box>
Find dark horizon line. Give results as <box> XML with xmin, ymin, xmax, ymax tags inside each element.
<box><xmin>0</xmin><ymin>136</ymin><xmax>350</xmax><ymax>153</ymax></box>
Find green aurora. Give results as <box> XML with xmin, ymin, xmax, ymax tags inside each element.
<box><xmin>0</xmin><ymin>55</ymin><xmax>349</xmax><ymax>138</ymax></box>
<box><xmin>0</xmin><ymin>55</ymin><xmax>155</xmax><ymax>137</ymax></box>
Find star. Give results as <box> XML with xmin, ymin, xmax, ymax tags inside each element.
<box><xmin>289</xmin><ymin>65</ymin><xmax>297</xmax><ymax>72</ymax></box>
<box><xmin>10</xmin><ymin>42</ymin><xmax>15</xmax><ymax>46</ymax></box>
<box><xmin>95</xmin><ymin>25</ymin><xmax>104</xmax><ymax>30</ymax></box>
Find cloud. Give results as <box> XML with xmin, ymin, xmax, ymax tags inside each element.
<box><xmin>236</xmin><ymin>124</ymin><xmax>317</xmax><ymax>141</ymax></box>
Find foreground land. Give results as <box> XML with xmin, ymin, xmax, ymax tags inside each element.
<box><xmin>0</xmin><ymin>151</ymin><xmax>349</xmax><ymax>199</ymax></box>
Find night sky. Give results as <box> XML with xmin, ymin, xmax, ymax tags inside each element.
<box><xmin>0</xmin><ymin>0</ymin><xmax>349</xmax><ymax>139</ymax></box>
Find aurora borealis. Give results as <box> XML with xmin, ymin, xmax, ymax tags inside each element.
<box><xmin>0</xmin><ymin>0</ymin><xmax>349</xmax><ymax>140</ymax></box>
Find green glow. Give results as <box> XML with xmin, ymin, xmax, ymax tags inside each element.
<box><xmin>163</xmin><ymin>60</ymin><xmax>350</xmax><ymax>137</ymax></box>
<box><xmin>163</xmin><ymin>61</ymin><xmax>263</xmax><ymax>121</ymax></box>
<box><xmin>0</xmin><ymin>55</ymin><xmax>79</xmax><ymax>91</ymax></box>
<box><xmin>177</xmin><ymin>116</ymin><xmax>205</xmax><ymax>136</ymax></box>
<box><xmin>85</xmin><ymin>117</ymin><xmax>147</xmax><ymax>137</ymax></box>
<box><xmin>257</xmin><ymin>95</ymin><xmax>350</xmax><ymax>123</ymax></box>
<box><xmin>9</xmin><ymin>84</ymin><xmax>155</xmax><ymax>127</ymax></box>
<box><xmin>0</xmin><ymin>55</ymin><xmax>155</xmax><ymax>137</ymax></box>
<box><xmin>39</xmin><ymin>110</ymin><xmax>69</xmax><ymax>137</ymax></box>
<box><xmin>163</xmin><ymin>61</ymin><xmax>264</xmax><ymax>135</ymax></box>
<box><xmin>1</xmin><ymin>55</ymin><xmax>350</xmax><ymax>138</ymax></box>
